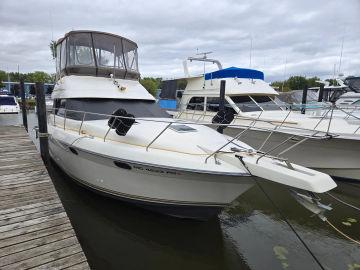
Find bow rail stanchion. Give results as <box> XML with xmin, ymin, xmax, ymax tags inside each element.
<box><xmin>146</xmin><ymin>122</ymin><xmax>172</xmax><ymax>151</ymax></box>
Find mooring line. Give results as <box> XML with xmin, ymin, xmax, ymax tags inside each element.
<box><xmin>326</xmin><ymin>192</ymin><xmax>360</xmax><ymax>212</ymax></box>
<box><xmin>254</xmin><ymin>180</ymin><xmax>326</xmax><ymax>270</ymax></box>
<box><xmin>325</xmin><ymin>219</ymin><xmax>360</xmax><ymax>245</ymax></box>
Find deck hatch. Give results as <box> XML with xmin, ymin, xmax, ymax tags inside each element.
<box><xmin>170</xmin><ymin>125</ymin><xmax>197</xmax><ymax>133</ymax></box>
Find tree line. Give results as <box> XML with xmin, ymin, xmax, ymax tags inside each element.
<box><xmin>0</xmin><ymin>70</ymin><xmax>55</xmax><ymax>86</ymax></box>
<box><xmin>270</xmin><ymin>76</ymin><xmax>339</xmax><ymax>92</ymax></box>
<box><xmin>3</xmin><ymin>69</ymin><xmax>335</xmax><ymax>96</ymax></box>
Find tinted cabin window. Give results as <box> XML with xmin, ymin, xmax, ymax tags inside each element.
<box><xmin>53</xmin><ymin>98</ymin><xmax>169</xmax><ymax>120</ymax></box>
<box><xmin>56</xmin><ymin>99</ymin><xmax>66</xmax><ymax>117</ymax></box>
<box><xmin>206</xmin><ymin>97</ymin><xmax>236</xmax><ymax>114</ymax></box>
<box><xmin>230</xmin><ymin>96</ymin><xmax>261</xmax><ymax>112</ymax></box>
<box><xmin>187</xmin><ymin>97</ymin><xmax>204</xmax><ymax>111</ymax></box>
<box><xmin>250</xmin><ymin>96</ymin><xmax>282</xmax><ymax>111</ymax></box>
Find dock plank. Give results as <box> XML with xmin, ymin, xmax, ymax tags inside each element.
<box><xmin>0</xmin><ymin>126</ymin><xmax>89</xmax><ymax>269</ymax></box>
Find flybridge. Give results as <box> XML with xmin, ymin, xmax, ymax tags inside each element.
<box><xmin>204</xmin><ymin>67</ymin><xmax>264</xmax><ymax>81</ymax></box>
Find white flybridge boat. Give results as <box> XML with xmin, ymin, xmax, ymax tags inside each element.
<box><xmin>48</xmin><ymin>31</ymin><xmax>336</xmax><ymax>220</ymax></box>
<box><xmin>173</xmin><ymin>56</ymin><xmax>360</xmax><ymax>181</ymax></box>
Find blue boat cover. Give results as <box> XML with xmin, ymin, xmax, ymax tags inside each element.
<box><xmin>204</xmin><ymin>67</ymin><xmax>264</xmax><ymax>80</ymax></box>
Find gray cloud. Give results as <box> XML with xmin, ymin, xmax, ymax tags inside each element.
<box><xmin>0</xmin><ymin>0</ymin><xmax>359</xmax><ymax>81</ymax></box>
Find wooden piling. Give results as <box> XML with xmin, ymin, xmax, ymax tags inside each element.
<box><xmin>318</xmin><ymin>84</ymin><xmax>324</xmax><ymax>102</ymax></box>
<box><xmin>301</xmin><ymin>85</ymin><xmax>308</xmax><ymax>114</ymax></box>
<box><xmin>35</xmin><ymin>82</ymin><xmax>49</xmax><ymax>165</ymax></box>
<box><xmin>19</xmin><ymin>80</ymin><xmax>28</xmax><ymax>132</ymax></box>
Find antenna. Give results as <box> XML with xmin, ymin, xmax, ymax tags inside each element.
<box><xmin>195</xmin><ymin>51</ymin><xmax>213</xmax><ymax>88</ymax></box>
<box><xmin>49</xmin><ymin>11</ymin><xmax>54</xmax><ymax>41</ymax></box>
<box><xmin>195</xmin><ymin>51</ymin><xmax>213</xmax><ymax>59</ymax></box>
<box><xmin>338</xmin><ymin>36</ymin><xmax>344</xmax><ymax>74</ymax></box>
<box><xmin>282</xmin><ymin>57</ymin><xmax>287</xmax><ymax>92</ymax></box>
<box><xmin>249</xmin><ymin>36</ymin><xmax>253</xmax><ymax>68</ymax></box>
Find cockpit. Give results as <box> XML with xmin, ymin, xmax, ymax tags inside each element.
<box><xmin>55</xmin><ymin>30</ymin><xmax>139</xmax><ymax>80</ymax></box>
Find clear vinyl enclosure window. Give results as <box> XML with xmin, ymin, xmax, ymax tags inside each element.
<box><xmin>93</xmin><ymin>34</ymin><xmax>125</xmax><ymax>68</ymax></box>
<box><xmin>55</xmin><ymin>31</ymin><xmax>140</xmax><ymax>79</ymax></box>
<box><xmin>67</xmin><ymin>33</ymin><xmax>94</xmax><ymax>66</ymax></box>
<box><xmin>60</xmin><ymin>39</ymin><xmax>67</xmax><ymax>70</ymax></box>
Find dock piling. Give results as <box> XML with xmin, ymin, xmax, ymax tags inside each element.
<box><xmin>19</xmin><ymin>80</ymin><xmax>28</xmax><ymax>132</ymax></box>
<box><xmin>318</xmin><ymin>84</ymin><xmax>324</xmax><ymax>102</ymax></box>
<box><xmin>301</xmin><ymin>85</ymin><xmax>308</xmax><ymax>114</ymax></box>
<box><xmin>35</xmin><ymin>82</ymin><xmax>49</xmax><ymax>165</ymax></box>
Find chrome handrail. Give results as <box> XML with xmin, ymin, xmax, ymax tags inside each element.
<box><xmin>146</xmin><ymin>122</ymin><xmax>172</xmax><ymax>151</ymax></box>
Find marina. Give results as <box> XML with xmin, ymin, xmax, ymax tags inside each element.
<box><xmin>0</xmin><ymin>83</ymin><xmax>359</xmax><ymax>269</ymax></box>
<box><xmin>0</xmin><ymin>1</ymin><xmax>360</xmax><ymax>268</ymax></box>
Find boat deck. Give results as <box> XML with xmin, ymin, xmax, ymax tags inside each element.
<box><xmin>0</xmin><ymin>126</ymin><xmax>90</xmax><ymax>269</ymax></box>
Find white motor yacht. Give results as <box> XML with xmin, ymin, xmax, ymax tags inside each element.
<box><xmin>48</xmin><ymin>31</ymin><xmax>336</xmax><ymax>220</ymax></box>
<box><xmin>173</xmin><ymin>56</ymin><xmax>360</xmax><ymax>181</ymax></box>
<box><xmin>0</xmin><ymin>94</ymin><xmax>20</xmax><ymax>114</ymax></box>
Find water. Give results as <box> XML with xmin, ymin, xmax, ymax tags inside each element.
<box><xmin>1</xmin><ymin>112</ymin><xmax>359</xmax><ymax>270</ymax></box>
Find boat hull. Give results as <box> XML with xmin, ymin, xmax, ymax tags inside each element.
<box><xmin>49</xmin><ymin>137</ymin><xmax>254</xmax><ymax>220</ymax></box>
<box><xmin>224</xmin><ymin>127</ymin><xmax>360</xmax><ymax>181</ymax></box>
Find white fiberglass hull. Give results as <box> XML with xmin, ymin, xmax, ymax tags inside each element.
<box><xmin>225</xmin><ymin>127</ymin><xmax>360</xmax><ymax>181</ymax></box>
<box><xmin>49</xmin><ymin>136</ymin><xmax>254</xmax><ymax>220</ymax></box>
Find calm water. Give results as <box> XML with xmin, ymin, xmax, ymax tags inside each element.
<box><xmin>1</xmin><ymin>112</ymin><xmax>359</xmax><ymax>270</ymax></box>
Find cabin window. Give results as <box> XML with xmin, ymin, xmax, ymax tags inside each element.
<box><xmin>93</xmin><ymin>34</ymin><xmax>125</xmax><ymax>68</ymax></box>
<box><xmin>60</xmin><ymin>39</ymin><xmax>67</xmax><ymax>70</ymax></box>
<box><xmin>230</xmin><ymin>96</ymin><xmax>261</xmax><ymax>112</ymax></box>
<box><xmin>250</xmin><ymin>96</ymin><xmax>282</xmax><ymax>111</ymax></box>
<box><xmin>53</xmin><ymin>98</ymin><xmax>169</xmax><ymax>120</ymax></box>
<box><xmin>123</xmin><ymin>39</ymin><xmax>138</xmax><ymax>72</ymax></box>
<box><xmin>187</xmin><ymin>97</ymin><xmax>204</xmax><ymax>111</ymax></box>
<box><xmin>56</xmin><ymin>44</ymin><xmax>61</xmax><ymax>76</ymax></box>
<box><xmin>206</xmin><ymin>97</ymin><xmax>236</xmax><ymax>113</ymax></box>
<box><xmin>67</xmin><ymin>33</ymin><xmax>95</xmax><ymax>66</ymax></box>
<box><xmin>353</xmin><ymin>100</ymin><xmax>360</xmax><ymax>105</ymax></box>
<box><xmin>54</xmin><ymin>99</ymin><xmax>66</xmax><ymax>117</ymax></box>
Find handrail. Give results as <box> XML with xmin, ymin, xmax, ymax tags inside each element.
<box><xmin>146</xmin><ymin>122</ymin><xmax>172</xmax><ymax>151</ymax></box>
<box><xmin>48</xmin><ymin>108</ymin><xmax>343</xmax><ymax>138</ymax></box>
<box><xmin>49</xmin><ymin>107</ymin><xmax>346</xmax><ymax>168</ymax></box>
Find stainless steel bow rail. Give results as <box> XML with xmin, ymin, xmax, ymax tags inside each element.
<box><xmin>48</xmin><ymin>105</ymin><xmax>350</xmax><ymax>167</ymax></box>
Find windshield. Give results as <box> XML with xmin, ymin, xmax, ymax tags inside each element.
<box><xmin>230</xmin><ymin>96</ymin><xmax>261</xmax><ymax>112</ymax></box>
<box><xmin>0</xmin><ymin>97</ymin><xmax>16</xmax><ymax>106</ymax></box>
<box><xmin>250</xmin><ymin>96</ymin><xmax>282</xmax><ymax>111</ymax></box>
<box><xmin>55</xmin><ymin>98</ymin><xmax>169</xmax><ymax>120</ymax></box>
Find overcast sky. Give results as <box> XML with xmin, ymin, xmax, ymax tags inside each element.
<box><xmin>0</xmin><ymin>0</ymin><xmax>359</xmax><ymax>81</ymax></box>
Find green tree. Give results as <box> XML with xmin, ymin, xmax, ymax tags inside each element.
<box><xmin>177</xmin><ymin>79</ymin><xmax>187</xmax><ymax>90</ymax></box>
<box><xmin>49</xmin><ymin>40</ymin><xmax>57</xmax><ymax>59</ymax></box>
<box><xmin>26</xmin><ymin>71</ymin><xmax>52</xmax><ymax>83</ymax></box>
<box><xmin>0</xmin><ymin>70</ymin><xmax>7</xmax><ymax>87</ymax></box>
<box><xmin>140</xmin><ymin>77</ymin><xmax>159</xmax><ymax>96</ymax></box>
<box><xmin>306</xmin><ymin>76</ymin><xmax>321</xmax><ymax>88</ymax></box>
<box><xmin>287</xmin><ymin>76</ymin><xmax>308</xmax><ymax>90</ymax></box>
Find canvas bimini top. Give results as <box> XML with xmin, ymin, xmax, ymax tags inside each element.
<box><xmin>55</xmin><ymin>30</ymin><xmax>140</xmax><ymax>80</ymax></box>
<box><xmin>204</xmin><ymin>67</ymin><xmax>264</xmax><ymax>81</ymax></box>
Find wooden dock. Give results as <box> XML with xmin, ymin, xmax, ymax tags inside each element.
<box><xmin>0</xmin><ymin>126</ymin><xmax>90</xmax><ymax>269</ymax></box>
